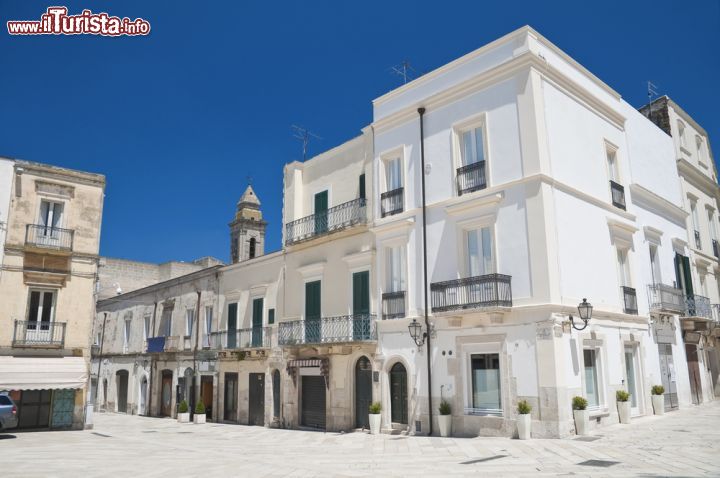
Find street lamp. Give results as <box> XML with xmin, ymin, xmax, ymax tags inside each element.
<box><xmin>408</xmin><ymin>318</ymin><xmax>427</xmax><ymax>347</ymax></box>
<box><xmin>569</xmin><ymin>298</ymin><xmax>593</xmax><ymax>331</ymax></box>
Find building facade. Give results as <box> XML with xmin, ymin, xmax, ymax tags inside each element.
<box><xmin>91</xmin><ymin>26</ymin><xmax>718</xmax><ymax>438</ymax></box>
<box><xmin>0</xmin><ymin>159</ymin><xmax>105</xmax><ymax>430</ymax></box>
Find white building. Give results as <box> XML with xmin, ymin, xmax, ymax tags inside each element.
<box><xmin>0</xmin><ymin>157</ymin><xmax>14</xmax><ymax>274</ymax></box>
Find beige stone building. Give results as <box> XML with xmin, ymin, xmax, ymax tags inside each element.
<box><xmin>0</xmin><ymin>158</ymin><xmax>105</xmax><ymax>430</ymax></box>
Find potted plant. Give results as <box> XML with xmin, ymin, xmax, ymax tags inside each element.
<box><xmin>616</xmin><ymin>390</ymin><xmax>631</xmax><ymax>424</ymax></box>
<box><xmin>572</xmin><ymin>396</ymin><xmax>589</xmax><ymax>436</ymax></box>
<box><xmin>193</xmin><ymin>401</ymin><xmax>206</xmax><ymax>424</ymax></box>
<box><xmin>177</xmin><ymin>400</ymin><xmax>190</xmax><ymax>423</ymax></box>
<box><xmin>438</xmin><ymin>400</ymin><xmax>452</xmax><ymax>437</ymax></box>
<box><xmin>651</xmin><ymin>385</ymin><xmax>665</xmax><ymax>415</ymax></box>
<box><xmin>368</xmin><ymin>402</ymin><xmax>381</xmax><ymax>435</ymax></box>
<box><xmin>517</xmin><ymin>400</ymin><xmax>532</xmax><ymax>440</ymax></box>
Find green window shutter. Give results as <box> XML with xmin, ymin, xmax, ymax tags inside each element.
<box><xmin>252</xmin><ymin>298</ymin><xmax>264</xmax><ymax>328</ymax></box>
<box><xmin>268</xmin><ymin>309</ymin><xmax>275</xmax><ymax>325</ymax></box>
<box><xmin>305</xmin><ymin>281</ymin><xmax>321</xmax><ymax>320</ymax></box>
<box><xmin>228</xmin><ymin>303</ymin><xmax>237</xmax><ymax>331</ymax></box>
<box><xmin>681</xmin><ymin>255</ymin><xmax>694</xmax><ymax>296</ymax></box>
<box><xmin>314</xmin><ymin>191</ymin><xmax>328</xmax><ymax>213</ymax></box>
<box><xmin>359</xmin><ymin>174</ymin><xmax>366</xmax><ymax>200</ymax></box>
<box><xmin>353</xmin><ymin>271</ymin><xmax>370</xmax><ymax>316</ymax></box>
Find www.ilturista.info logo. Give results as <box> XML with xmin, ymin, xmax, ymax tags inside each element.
<box><xmin>7</xmin><ymin>7</ymin><xmax>151</xmax><ymax>36</ymax></box>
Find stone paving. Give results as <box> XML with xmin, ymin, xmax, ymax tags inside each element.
<box><xmin>2</xmin><ymin>401</ymin><xmax>720</xmax><ymax>477</ymax></box>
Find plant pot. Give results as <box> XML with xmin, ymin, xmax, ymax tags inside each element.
<box><xmin>368</xmin><ymin>413</ymin><xmax>381</xmax><ymax>435</ymax></box>
<box><xmin>652</xmin><ymin>394</ymin><xmax>665</xmax><ymax>415</ymax></box>
<box><xmin>193</xmin><ymin>413</ymin><xmax>206</xmax><ymax>424</ymax></box>
<box><xmin>517</xmin><ymin>413</ymin><xmax>531</xmax><ymax>440</ymax></box>
<box><xmin>573</xmin><ymin>409</ymin><xmax>589</xmax><ymax>436</ymax></box>
<box><xmin>438</xmin><ymin>414</ymin><xmax>452</xmax><ymax>437</ymax></box>
<box><xmin>177</xmin><ymin>412</ymin><xmax>190</xmax><ymax>423</ymax></box>
<box><xmin>617</xmin><ymin>401</ymin><xmax>631</xmax><ymax>424</ymax></box>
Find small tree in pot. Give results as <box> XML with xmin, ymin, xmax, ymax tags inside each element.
<box><xmin>616</xmin><ymin>390</ymin><xmax>631</xmax><ymax>424</ymax></box>
<box><xmin>572</xmin><ymin>396</ymin><xmax>589</xmax><ymax>436</ymax></box>
<box><xmin>193</xmin><ymin>401</ymin><xmax>206</xmax><ymax>424</ymax></box>
<box><xmin>438</xmin><ymin>400</ymin><xmax>452</xmax><ymax>437</ymax></box>
<box><xmin>368</xmin><ymin>402</ymin><xmax>381</xmax><ymax>435</ymax></box>
<box><xmin>177</xmin><ymin>400</ymin><xmax>190</xmax><ymax>423</ymax></box>
<box><xmin>516</xmin><ymin>400</ymin><xmax>532</xmax><ymax>440</ymax></box>
<box><xmin>651</xmin><ymin>385</ymin><xmax>665</xmax><ymax>415</ymax></box>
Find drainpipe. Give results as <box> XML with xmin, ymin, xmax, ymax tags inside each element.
<box><xmin>148</xmin><ymin>301</ymin><xmax>158</xmax><ymax>416</ymax></box>
<box><xmin>418</xmin><ymin>107</ymin><xmax>433</xmax><ymax>436</ymax></box>
<box><xmin>192</xmin><ymin>290</ymin><xmax>201</xmax><ymax>417</ymax></box>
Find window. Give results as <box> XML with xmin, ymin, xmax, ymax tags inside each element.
<box><xmin>143</xmin><ymin>315</ymin><xmax>150</xmax><ymax>341</ymax></box>
<box><xmin>469</xmin><ymin>353</ymin><xmax>501</xmax><ymax>414</ymax></box>
<box><xmin>159</xmin><ymin>308</ymin><xmax>172</xmax><ymax>337</ymax></box>
<box><xmin>691</xmin><ymin>200</ymin><xmax>701</xmax><ymax>249</ymax></box>
<box><xmin>249</xmin><ymin>237</ymin><xmax>256</xmax><ymax>259</ymax></box>
<box><xmin>649</xmin><ymin>244</ymin><xmax>661</xmax><ymax>284</ymax></box>
<box><xmin>386</xmin><ymin>245</ymin><xmax>406</xmax><ymax>293</ymax></box>
<box><xmin>583</xmin><ymin>349</ymin><xmax>601</xmax><ymax>409</ymax></box>
<box><xmin>95</xmin><ymin>332</ymin><xmax>101</xmax><ymax>346</ymax></box>
<box><xmin>39</xmin><ymin>200</ymin><xmax>64</xmax><ymax>229</ymax></box>
<box><xmin>461</xmin><ymin>126</ymin><xmax>485</xmax><ymax>166</ymax></box>
<box><xmin>606</xmin><ymin>146</ymin><xmax>620</xmax><ymax>183</ymax></box>
<box><xmin>456</xmin><ymin>124</ymin><xmax>487</xmax><ymax>195</ymax></box>
<box><xmin>386</xmin><ymin>157</ymin><xmax>402</xmax><ymax>191</ymax></box>
<box><xmin>696</xmin><ymin>136</ymin><xmax>706</xmax><ymax>164</ymax></box>
<box><xmin>678</xmin><ymin>121</ymin><xmax>686</xmax><ymax>148</ymax></box>
<box><xmin>185</xmin><ymin>309</ymin><xmax>194</xmax><ymax>337</ymax></box>
<box><xmin>123</xmin><ymin>319</ymin><xmax>131</xmax><ymax>352</ymax></box>
<box><xmin>359</xmin><ymin>173</ymin><xmax>366</xmax><ymax>200</ymax></box>
<box><xmin>606</xmin><ymin>144</ymin><xmax>625</xmax><ymax>210</ymax></box>
<box><xmin>27</xmin><ymin>289</ymin><xmax>55</xmax><ymax>324</ymax></box>
<box><xmin>381</xmin><ymin>157</ymin><xmax>403</xmax><ymax>217</ymax></box>
<box><xmin>268</xmin><ymin>308</ymin><xmax>275</xmax><ymax>325</ymax></box>
<box><xmin>616</xmin><ymin>248</ymin><xmax>631</xmax><ymax>287</ymax></box>
<box><xmin>203</xmin><ymin>306</ymin><xmax>213</xmax><ymax>348</ymax></box>
<box><xmin>466</xmin><ymin>227</ymin><xmax>493</xmax><ymax>277</ymax></box>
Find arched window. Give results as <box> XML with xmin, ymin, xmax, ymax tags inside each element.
<box><xmin>249</xmin><ymin>237</ymin><xmax>256</xmax><ymax>259</ymax></box>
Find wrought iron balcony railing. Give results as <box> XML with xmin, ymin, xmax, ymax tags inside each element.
<box><xmin>694</xmin><ymin>230</ymin><xmax>702</xmax><ymax>250</ymax></box>
<box><xmin>430</xmin><ymin>273</ymin><xmax>512</xmax><ymax>313</ymax></box>
<box><xmin>647</xmin><ymin>284</ymin><xmax>686</xmax><ymax>314</ymax></box>
<box><xmin>12</xmin><ymin>320</ymin><xmax>66</xmax><ymax>348</ymax></box>
<box><xmin>212</xmin><ymin>327</ymin><xmax>272</xmax><ymax>349</ymax></box>
<box><xmin>382</xmin><ymin>291</ymin><xmax>406</xmax><ymax>320</ymax></box>
<box><xmin>278</xmin><ymin>314</ymin><xmax>377</xmax><ymax>345</ymax></box>
<box><xmin>25</xmin><ymin>224</ymin><xmax>74</xmax><ymax>251</ymax></box>
<box><xmin>610</xmin><ymin>180</ymin><xmax>626</xmax><ymax>210</ymax></box>
<box><xmin>621</xmin><ymin>286</ymin><xmax>638</xmax><ymax>315</ymax></box>
<box><xmin>713</xmin><ymin>239</ymin><xmax>719</xmax><ymax>259</ymax></box>
<box><xmin>685</xmin><ymin>294</ymin><xmax>712</xmax><ymax>319</ymax></box>
<box><xmin>380</xmin><ymin>187</ymin><xmax>404</xmax><ymax>218</ymax></box>
<box><xmin>285</xmin><ymin>198</ymin><xmax>367</xmax><ymax>246</ymax></box>
<box><xmin>456</xmin><ymin>161</ymin><xmax>486</xmax><ymax>196</ymax></box>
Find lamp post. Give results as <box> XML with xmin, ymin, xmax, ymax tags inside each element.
<box><xmin>569</xmin><ymin>298</ymin><xmax>593</xmax><ymax>331</ymax></box>
<box><xmin>408</xmin><ymin>319</ymin><xmax>427</xmax><ymax>347</ymax></box>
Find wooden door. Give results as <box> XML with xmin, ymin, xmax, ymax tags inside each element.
<box><xmin>686</xmin><ymin>344</ymin><xmax>702</xmax><ymax>405</ymax></box>
<box><xmin>390</xmin><ymin>362</ymin><xmax>408</xmax><ymax>424</ymax></box>
<box><xmin>352</xmin><ymin>271</ymin><xmax>370</xmax><ymax>340</ymax></box>
<box><xmin>305</xmin><ymin>281</ymin><xmax>321</xmax><ymax>343</ymax></box>
<box><xmin>301</xmin><ymin>376</ymin><xmax>326</xmax><ymax>429</ymax></box>
<box><xmin>252</xmin><ymin>298</ymin><xmax>264</xmax><ymax>347</ymax></box>
<box><xmin>355</xmin><ymin>357</ymin><xmax>372</xmax><ymax>428</ymax></box>
<box><xmin>224</xmin><ymin>373</ymin><xmax>238</xmax><ymax>421</ymax></box>
<box><xmin>161</xmin><ymin>371</ymin><xmax>173</xmax><ymax>416</ymax></box>
<box><xmin>201</xmin><ymin>376</ymin><xmax>213</xmax><ymax>420</ymax></box>
<box><xmin>314</xmin><ymin>190</ymin><xmax>328</xmax><ymax>234</ymax></box>
<box><xmin>248</xmin><ymin>373</ymin><xmax>265</xmax><ymax>426</ymax></box>
<box><xmin>227</xmin><ymin>303</ymin><xmax>238</xmax><ymax>349</ymax></box>
<box><xmin>116</xmin><ymin>370</ymin><xmax>128</xmax><ymax>413</ymax></box>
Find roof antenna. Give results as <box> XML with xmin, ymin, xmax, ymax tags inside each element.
<box><xmin>646</xmin><ymin>81</ymin><xmax>658</xmax><ymax>119</ymax></box>
<box><xmin>291</xmin><ymin>125</ymin><xmax>322</xmax><ymax>161</ymax></box>
<box><xmin>390</xmin><ymin>60</ymin><xmax>416</xmax><ymax>85</ymax></box>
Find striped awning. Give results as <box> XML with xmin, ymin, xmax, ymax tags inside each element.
<box><xmin>287</xmin><ymin>359</ymin><xmax>322</xmax><ymax>368</ymax></box>
<box><xmin>0</xmin><ymin>356</ymin><xmax>88</xmax><ymax>391</ymax></box>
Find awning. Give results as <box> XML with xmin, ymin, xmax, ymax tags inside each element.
<box><xmin>287</xmin><ymin>359</ymin><xmax>322</xmax><ymax>368</ymax></box>
<box><xmin>0</xmin><ymin>356</ymin><xmax>88</xmax><ymax>391</ymax></box>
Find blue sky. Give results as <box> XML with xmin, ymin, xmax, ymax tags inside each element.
<box><xmin>1</xmin><ymin>0</ymin><xmax>718</xmax><ymax>264</ymax></box>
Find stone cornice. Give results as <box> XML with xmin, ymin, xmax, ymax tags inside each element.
<box><xmin>629</xmin><ymin>183</ymin><xmax>687</xmax><ymax>226</ymax></box>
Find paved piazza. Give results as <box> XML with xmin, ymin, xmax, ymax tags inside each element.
<box><xmin>3</xmin><ymin>402</ymin><xmax>720</xmax><ymax>477</ymax></box>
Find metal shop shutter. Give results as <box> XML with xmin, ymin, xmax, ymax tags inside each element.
<box><xmin>301</xmin><ymin>376</ymin><xmax>326</xmax><ymax>430</ymax></box>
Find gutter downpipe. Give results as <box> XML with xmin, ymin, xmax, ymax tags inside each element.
<box><xmin>418</xmin><ymin>107</ymin><xmax>433</xmax><ymax>436</ymax></box>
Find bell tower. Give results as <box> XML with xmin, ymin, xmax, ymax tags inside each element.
<box><xmin>229</xmin><ymin>185</ymin><xmax>266</xmax><ymax>263</ymax></box>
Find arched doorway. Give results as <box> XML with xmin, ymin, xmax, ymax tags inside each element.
<box><xmin>272</xmin><ymin>369</ymin><xmax>281</xmax><ymax>420</ymax></box>
<box><xmin>390</xmin><ymin>362</ymin><xmax>408</xmax><ymax>424</ymax></box>
<box><xmin>139</xmin><ymin>376</ymin><xmax>148</xmax><ymax>416</ymax></box>
<box><xmin>355</xmin><ymin>357</ymin><xmax>372</xmax><ymax>428</ymax></box>
<box><xmin>116</xmin><ymin>370</ymin><xmax>129</xmax><ymax>413</ymax></box>
<box><xmin>161</xmin><ymin>370</ymin><xmax>173</xmax><ymax>416</ymax></box>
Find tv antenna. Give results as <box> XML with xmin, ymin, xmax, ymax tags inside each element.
<box><xmin>390</xmin><ymin>60</ymin><xmax>417</xmax><ymax>85</ymax></box>
<box><xmin>291</xmin><ymin>125</ymin><xmax>322</xmax><ymax>161</ymax></box>
<box><xmin>646</xmin><ymin>81</ymin><xmax>658</xmax><ymax>119</ymax></box>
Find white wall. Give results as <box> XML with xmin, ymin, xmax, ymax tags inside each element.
<box><xmin>0</xmin><ymin>158</ymin><xmax>13</xmax><ymax>278</ymax></box>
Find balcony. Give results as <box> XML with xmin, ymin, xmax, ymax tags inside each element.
<box><xmin>430</xmin><ymin>274</ymin><xmax>512</xmax><ymax>313</ymax></box>
<box><xmin>647</xmin><ymin>284</ymin><xmax>686</xmax><ymax>314</ymax></box>
<box><xmin>212</xmin><ymin>327</ymin><xmax>271</xmax><ymax>349</ymax></box>
<box><xmin>694</xmin><ymin>230</ymin><xmax>702</xmax><ymax>250</ymax></box>
<box><xmin>285</xmin><ymin>198</ymin><xmax>366</xmax><ymax>246</ymax></box>
<box><xmin>685</xmin><ymin>294</ymin><xmax>712</xmax><ymax>320</ymax></box>
<box><xmin>25</xmin><ymin>224</ymin><xmax>74</xmax><ymax>251</ymax></box>
<box><xmin>382</xmin><ymin>291</ymin><xmax>406</xmax><ymax>320</ymax></box>
<box><xmin>278</xmin><ymin>315</ymin><xmax>377</xmax><ymax>346</ymax></box>
<box><xmin>621</xmin><ymin>286</ymin><xmax>638</xmax><ymax>315</ymax></box>
<box><xmin>456</xmin><ymin>161</ymin><xmax>486</xmax><ymax>196</ymax></box>
<box><xmin>713</xmin><ymin>239</ymin><xmax>719</xmax><ymax>259</ymax></box>
<box><xmin>610</xmin><ymin>180</ymin><xmax>626</xmax><ymax>210</ymax></box>
<box><xmin>12</xmin><ymin>320</ymin><xmax>66</xmax><ymax>348</ymax></box>
<box><xmin>380</xmin><ymin>187</ymin><xmax>403</xmax><ymax>218</ymax></box>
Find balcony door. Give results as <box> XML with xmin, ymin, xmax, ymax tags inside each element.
<box><xmin>227</xmin><ymin>303</ymin><xmax>238</xmax><ymax>349</ymax></box>
<box><xmin>251</xmin><ymin>298</ymin><xmax>263</xmax><ymax>347</ymax></box>
<box><xmin>26</xmin><ymin>289</ymin><xmax>56</xmax><ymax>343</ymax></box>
<box><xmin>352</xmin><ymin>271</ymin><xmax>370</xmax><ymax>340</ymax></box>
<box><xmin>624</xmin><ymin>345</ymin><xmax>641</xmax><ymax>415</ymax></box>
<box><xmin>305</xmin><ymin>281</ymin><xmax>321</xmax><ymax>343</ymax></box>
<box><xmin>314</xmin><ymin>191</ymin><xmax>328</xmax><ymax>234</ymax></box>
<box><xmin>674</xmin><ymin>253</ymin><xmax>694</xmax><ymax>314</ymax></box>
<box><xmin>38</xmin><ymin>200</ymin><xmax>64</xmax><ymax>246</ymax></box>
